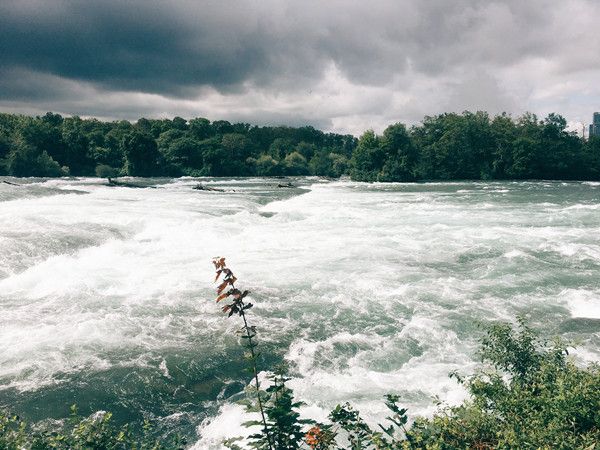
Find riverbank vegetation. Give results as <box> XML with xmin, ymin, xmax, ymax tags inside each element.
<box><xmin>1</xmin><ymin>111</ymin><xmax>599</xmax><ymax>181</ymax></box>
<box><xmin>0</xmin><ymin>406</ymin><xmax>185</xmax><ymax>449</ymax></box>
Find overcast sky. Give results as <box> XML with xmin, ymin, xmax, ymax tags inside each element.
<box><xmin>1</xmin><ymin>0</ymin><xmax>599</xmax><ymax>135</ymax></box>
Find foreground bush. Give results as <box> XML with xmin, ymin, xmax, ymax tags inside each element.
<box><xmin>403</xmin><ymin>318</ymin><xmax>600</xmax><ymax>449</ymax></box>
<box><xmin>0</xmin><ymin>406</ymin><xmax>184</xmax><ymax>450</ymax></box>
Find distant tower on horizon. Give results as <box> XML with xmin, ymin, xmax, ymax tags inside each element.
<box><xmin>589</xmin><ymin>112</ymin><xmax>600</xmax><ymax>137</ymax></box>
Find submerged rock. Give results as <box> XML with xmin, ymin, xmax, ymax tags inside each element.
<box><xmin>276</xmin><ymin>182</ymin><xmax>295</xmax><ymax>188</ymax></box>
<box><xmin>107</xmin><ymin>179</ymin><xmax>155</xmax><ymax>188</ymax></box>
<box><xmin>193</xmin><ymin>183</ymin><xmax>225</xmax><ymax>192</ymax></box>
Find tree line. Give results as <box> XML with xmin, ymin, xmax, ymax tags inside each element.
<box><xmin>1</xmin><ymin>111</ymin><xmax>599</xmax><ymax>181</ymax></box>
<box><xmin>0</xmin><ymin>113</ymin><xmax>355</xmax><ymax>179</ymax></box>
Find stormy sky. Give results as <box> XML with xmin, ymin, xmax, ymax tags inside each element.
<box><xmin>1</xmin><ymin>0</ymin><xmax>599</xmax><ymax>135</ymax></box>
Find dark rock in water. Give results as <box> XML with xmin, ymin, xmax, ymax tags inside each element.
<box><xmin>107</xmin><ymin>180</ymin><xmax>155</xmax><ymax>188</ymax></box>
<box><xmin>277</xmin><ymin>182</ymin><xmax>295</xmax><ymax>188</ymax></box>
<box><xmin>222</xmin><ymin>380</ymin><xmax>245</xmax><ymax>398</ymax></box>
<box><xmin>193</xmin><ymin>183</ymin><xmax>224</xmax><ymax>192</ymax></box>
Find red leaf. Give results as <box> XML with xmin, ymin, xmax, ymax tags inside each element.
<box><xmin>216</xmin><ymin>291</ymin><xmax>231</xmax><ymax>302</ymax></box>
<box><xmin>212</xmin><ymin>257</ymin><xmax>226</xmax><ymax>270</ymax></box>
<box><xmin>217</xmin><ymin>280</ymin><xmax>229</xmax><ymax>294</ymax></box>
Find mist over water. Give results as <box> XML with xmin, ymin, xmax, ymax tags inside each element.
<box><xmin>1</xmin><ymin>177</ymin><xmax>599</xmax><ymax>446</ymax></box>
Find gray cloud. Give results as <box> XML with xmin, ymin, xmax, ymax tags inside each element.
<box><xmin>1</xmin><ymin>0</ymin><xmax>599</xmax><ymax>134</ymax></box>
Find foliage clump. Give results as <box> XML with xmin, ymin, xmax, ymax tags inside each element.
<box><xmin>95</xmin><ymin>164</ymin><xmax>120</xmax><ymax>183</ymax></box>
<box><xmin>0</xmin><ymin>405</ymin><xmax>184</xmax><ymax>449</ymax></box>
<box><xmin>404</xmin><ymin>318</ymin><xmax>600</xmax><ymax>449</ymax></box>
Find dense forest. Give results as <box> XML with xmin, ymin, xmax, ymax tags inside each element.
<box><xmin>1</xmin><ymin>111</ymin><xmax>599</xmax><ymax>181</ymax></box>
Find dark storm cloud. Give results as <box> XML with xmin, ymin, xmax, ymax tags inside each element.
<box><xmin>0</xmin><ymin>1</ymin><xmax>274</xmax><ymax>95</ymax></box>
<box><xmin>0</xmin><ymin>0</ymin><xmax>559</xmax><ymax>94</ymax></box>
<box><xmin>0</xmin><ymin>0</ymin><xmax>599</xmax><ymax>133</ymax></box>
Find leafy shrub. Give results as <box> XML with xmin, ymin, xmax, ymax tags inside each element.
<box><xmin>95</xmin><ymin>164</ymin><xmax>120</xmax><ymax>182</ymax></box>
<box><xmin>405</xmin><ymin>319</ymin><xmax>600</xmax><ymax>449</ymax></box>
<box><xmin>0</xmin><ymin>405</ymin><xmax>184</xmax><ymax>449</ymax></box>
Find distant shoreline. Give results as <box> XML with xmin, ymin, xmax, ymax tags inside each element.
<box><xmin>1</xmin><ymin>111</ymin><xmax>599</xmax><ymax>182</ymax></box>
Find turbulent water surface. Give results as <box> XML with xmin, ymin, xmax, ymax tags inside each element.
<box><xmin>1</xmin><ymin>177</ymin><xmax>599</xmax><ymax>447</ymax></box>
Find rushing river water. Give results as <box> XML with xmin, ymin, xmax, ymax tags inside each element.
<box><xmin>1</xmin><ymin>177</ymin><xmax>599</xmax><ymax>447</ymax></box>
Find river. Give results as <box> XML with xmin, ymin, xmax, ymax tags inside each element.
<box><xmin>0</xmin><ymin>177</ymin><xmax>599</xmax><ymax>447</ymax></box>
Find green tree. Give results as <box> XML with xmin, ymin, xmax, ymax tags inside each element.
<box><xmin>582</xmin><ymin>135</ymin><xmax>600</xmax><ymax>179</ymax></box>
<box><xmin>0</xmin><ymin>130</ymin><xmax>11</xmax><ymax>173</ymax></box>
<box><xmin>189</xmin><ymin>118</ymin><xmax>212</xmax><ymax>140</ymax></box>
<box><xmin>0</xmin><ymin>406</ymin><xmax>184</xmax><ymax>449</ymax></box>
<box><xmin>135</xmin><ymin>117</ymin><xmax>153</xmax><ymax>135</ymax></box>
<box><xmin>1</xmin><ymin>110</ymin><xmax>597</xmax><ymax>181</ymax></box>
<box><xmin>269</xmin><ymin>138</ymin><xmax>294</xmax><ymax>160</ymax></box>
<box><xmin>251</xmin><ymin>154</ymin><xmax>282</xmax><ymax>176</ymax></box>
<box><xmin>211</xmin><ymin>120</ymin><xmax>233</xmax><ymax>135</ymax></box>
<box><xmin>296</xmin><ymin>142</ymin><xmax>316</xmax><ymax>160</ymax></box>
<box><xmin>222</xmin><ymin>133</ymin><xmax>253</xmax><ymax>161</ymax></box>
<box><xmin>413</xmin><ymin>112</ymin><xmax>494</xmax><ymax>180</ymax></box>
<box><xmin>14</xmin><ymin>116</ymin><xmax>66</xmax><ymax>170</ymax></box>
<box><xmin>248</xmin><ymin>371</ymin><xmax>307</xmax><ymax>450</ymax></box>
<box><xmin>379</xmin><ymin>123</ymin><xmax>417</xmax><ymax>181</ymax></box>
<box><xmin>61</xmin><ymin>116</ymin><xmax>93</xmax><ymax>175</ymax></box>
<box><xmin>330</xmin><ymin>153</ymin><xmax>349</xmax><ymax>177</ymax></box>
<box><xmin>171</xmin><ymin>116</ymin><xmax>188</xmax><ymax>131</ymax></box>
<box><xmin>406</xmin><ymin>319</ymin><xmax>600</xmax><ymax>449</ymax></box>
<box><xmin>200</xmin><ymin>137</ymin><xmax>229</xmax><ymax>176</ymax></box>
<box><xmin>122</xmin><ymin>130</ymin><xmax>161</xmax><ymax>176</ymax></box>
<box><xmin>283</xmin><ymin>152</ymin><xmax>309</xmax><ymax>175</ymax></box>
<box><xmin>309</xmin><ymin>150</ymin><xmax>334</xmax><ymax>176</ymax></box>
<box><xmin>350</xmin><ymin>130</ymin><xmax>382</xmax><ymax>181</ymax></box>
<box><xmin>508</xmin><ymin>136</ymin><xmax>539</xmax><ymax>179</ymax></box>
<box><xmin>165</xmin><ymin>137</ymin><xmax>203</xmax><ymax>172</ymax></box>
<box><xmin>95</xmin><ymin>164</ymin><xmax>120</xmax><ymax>183</ymax></box>
<box><xmin>489</xmin><ymin>113</ymin><xmax>518</xmax><ymax>178</ymax></box>
<box><xmin>7</xmin><ymin>136</ymin><xmax>66</xmax><ymax>177</ymax></box>
<box><xmin>538</xmin><ymin>113</ymin><xmax>583</xmax><ymax>179</ymax></box>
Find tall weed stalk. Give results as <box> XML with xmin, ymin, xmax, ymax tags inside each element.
<box><xmin>212</xmin><ymin>257</ymin><xmax>274</xmax><ymax>450</ymax></box>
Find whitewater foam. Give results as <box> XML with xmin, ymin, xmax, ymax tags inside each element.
<box><xmin>0</xmin><ymin>177</ymin><xmax>598</xmax><ymax>446</ymax></box>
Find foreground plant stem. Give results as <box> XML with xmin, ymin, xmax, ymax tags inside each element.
<box><xmin>212</xmin><ymin>257</ymin><xmax>274</xmax><ymax>450</ymax></box>
<box><xmin>239</xmin><ymin>285</ymin><xmax>272</xmax><ymax>449</ymax></box>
